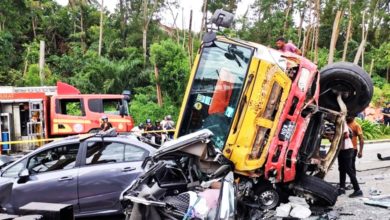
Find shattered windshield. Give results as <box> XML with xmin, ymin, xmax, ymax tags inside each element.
<box><xmin>178</xmin><ymin>41</ymin><xmax>253</xmax><ymax>149</ymax></box>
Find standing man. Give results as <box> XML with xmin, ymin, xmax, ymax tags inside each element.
<box><xmin>275</xmin><ymin>37</ymin><xmax>302</xmax><ymax>55</ymax></box>
<box><xmin>382</xmin><ymin>102</ymin><xmax>390</xmax><ymax>126</ymax></box>
<box><xmin>338</xmin><ymin>121</ymin><xmax>363</xmax><ymax>198</ymax></box>
<box><xmin>346</xmin><ymin>116</ymin><xmax>364</xmax><ymax>175</ymax></box>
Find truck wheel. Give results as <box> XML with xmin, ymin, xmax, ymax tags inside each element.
<box><xmin>254</xmin><ymin>183</ymin><xmax>280</xmax><ymax>210</ymax></box>
<box><xmin>319</xmin><ymin>62</ymin><xmax>373</xmax><ymax>115</ymax></box>
<box><xmin>293</xmin><ymin>175</ymin><xmax>338</xmax><ymax>206</ymax></box>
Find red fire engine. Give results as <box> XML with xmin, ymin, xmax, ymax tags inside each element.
<box><xmin>0</xmin><ymin>82</ymin><xmax>134</xmax><ymax>152</ymax></box>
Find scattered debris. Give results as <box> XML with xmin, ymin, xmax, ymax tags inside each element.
<box><xmin>310</xmin><ymin>206</ymin><xmax>333</xmax><ymax>216</ymax></box>
<box><xmin>275</xmin><ymin>196</ymin><xmax>314</xmax><ymax>219</ymax></box>
<box><xmin>369</xmin><ymin>188</ymin><xmax>382</xmax><ymax>196</ymax></box>
<box><xmin>339</xmin><ymin>212</ymin><xmax>354</xmax><ymax>216</ymax></box>
<box><xmin>363</xmin><ymin>195</ymin><xmax>390</xmax><ymax>209</ymax></box>
<box><xmin>290</xmin><ymin>205</ymin><xmax>312</xmax><ymax>219</ymax></box>
<box><xmin>377</xmin><ymin>153</ymin><xmax>390</xmax><ymax>161</ymax></box>
<box><xmin>317</xmin><ymin>210</ymin><xmax>340</xmax><ymax>220</ymax></box>
<box><xmin>276</xmin><ymin>203</ymin><xmax>292</xmax><ymax>217</ymax></box>
<box><xmin>288</xmin><ymin>196</ymin><xmax>310</xmax><ymax>208</ymax></box>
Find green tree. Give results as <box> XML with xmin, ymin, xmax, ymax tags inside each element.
<box><xmin>150</xmin><ymin>39</ymin><xmax>190</xmax><ymax>105</ymax></box>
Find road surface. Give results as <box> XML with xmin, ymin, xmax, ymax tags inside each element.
<box><xmin>323</xmin><ymin>142</ymin><xmax>390</xmax><ymax>220</ymax></box>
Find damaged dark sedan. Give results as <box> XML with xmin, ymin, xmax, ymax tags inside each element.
<box><xmin>0</xmin><ymin>131</ymin><xmax>155</xmax><ymax>218</ymax></box>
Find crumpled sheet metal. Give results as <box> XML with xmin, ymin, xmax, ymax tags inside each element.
<box><xmin>363</xmin><ymin>195</ymin><xmax>390</xmax><ymax>208</ymax></box>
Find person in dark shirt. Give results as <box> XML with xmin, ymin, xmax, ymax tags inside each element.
<box><xmin>383</xmin><ymin>102</ymin><xmax>390</xmax><ymax>126</ymax></box>
<box><xmin>154</xmin><ymin>120</ymin><xmax>162</xmax><ymax>145</ymax></box>
<box><xmin>100</xmin><ymin>115</ymin><xmax>113</xmax><ymax>131</ymax></box>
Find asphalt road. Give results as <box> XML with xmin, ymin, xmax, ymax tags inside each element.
<box><xmin>323</xmin><ymin>142</ymin><xmax>390</xmax><ymax>220</ymax></box>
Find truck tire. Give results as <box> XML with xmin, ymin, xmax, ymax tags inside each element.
<box><xmin>319</xmin><ymin>62</ymin><xmax>373</xmax><ymax>115</ymax></box>
<box><xmin>253</xmin><ymin>182</ymin><xmax>281</xmax><ymax>210</ymax></box>
<box><xmin>293</xmin><ymin>175</ymin><xmax>338</xmax><ymax>206</ymax></box>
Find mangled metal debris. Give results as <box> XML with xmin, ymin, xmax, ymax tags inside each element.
<box><xmin>363</xmin><ymin>195</ymin><xmax>390</xmax><ymax>209</ymax></box>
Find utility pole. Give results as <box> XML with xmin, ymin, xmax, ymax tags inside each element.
<box><xmin>39</xmin><ymin>40</ymin><xmax>45</xmax><ymax>86</ymax></box>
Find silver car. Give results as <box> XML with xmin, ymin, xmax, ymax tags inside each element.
<box><xmin>0</xmin><ymin>134</ymin><xmax>155</xmax><ymax>218</ymax></box>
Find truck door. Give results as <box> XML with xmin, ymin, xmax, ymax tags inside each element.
<box><xmin>53</xmin><ymin>98</ymin><xmax>88</xmax><ymax>135</ymax></box>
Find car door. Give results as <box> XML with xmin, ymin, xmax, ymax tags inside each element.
<box><xmin>77</xmin><ymin>140</ymin><xmax>148</xmax><ymax>214</ymax></box>
<box><xmin>3</xmin><ymin>143</ymin><xmax>80</xmax><ymax>213</ymax></box>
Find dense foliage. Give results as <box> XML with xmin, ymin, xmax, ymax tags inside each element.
<box><xmin>0</xmin><ymin>0</ymin><xmax>389</xmax><ymax>123</ymax></box>
<box><xmin>356</xmin><ymin>119</ymin><xmax>390</xmax><ymax>140</ymax></box>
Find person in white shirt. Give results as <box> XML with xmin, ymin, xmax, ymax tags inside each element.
<box><xmin>338</xmin><ymin>121</ymin><xmax>363</xmax><ymax>197</ymax></box>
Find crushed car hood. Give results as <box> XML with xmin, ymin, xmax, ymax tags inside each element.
<box><xmin>152</xmin><ymin>129</ymin><xmax>214</xmax><ymax>158</ymax></box>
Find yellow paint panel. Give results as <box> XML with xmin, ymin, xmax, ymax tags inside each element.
<box><xmin>226</xmin><ymin>60</ymin><xmax>291</xmax><ymax>172</ymax></box>
<box><xmin>53</xmin><ymin>123</ymin><xmax>72</xmax><ymax>133</ymax></box>
<box><xmin>109</xmin><ymin>119</ymin><xmax>131</xmax><ymax>123</ymax></box>
<box><xmin>53</xmin><ymin>119</ymin><xmax>91</xmax><ymax>124</ymax></box>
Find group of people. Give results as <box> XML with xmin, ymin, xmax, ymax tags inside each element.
<box><xmin>132</xmin><ymin>115</ymin><xmax>175</xmax><ymax>145</ymax></box>
<box><xmin>359</xmin><ymin>102</ymin><xmax>390</xmax><ymax>125</ymax></box>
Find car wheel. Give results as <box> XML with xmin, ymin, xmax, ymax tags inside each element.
<box><xmin>293</xmin><ymin>174</ymin><xmax>338</xmax><ymax>206</ymax></box>
<box><xmin>319</xmin><ymin>62</ymin><xmax>373</xmax><ymax>115</ymax></box>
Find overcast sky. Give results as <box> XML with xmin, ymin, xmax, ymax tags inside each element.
<box><xmin>55</xmin><ymin>0</ymin><xmax>256</xmax><ymax>32</ymax></box>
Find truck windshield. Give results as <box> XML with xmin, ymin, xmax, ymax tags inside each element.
<box><xmin>178</xmin><ymin>41</ymin><xmax>253</xmax><ymax>149</ymax></box>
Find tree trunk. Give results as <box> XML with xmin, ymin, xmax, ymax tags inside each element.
<box><xmin>142</xmin><ymin>27</ymin><xmax>147</xmax><ymax>64</ymax></box>
<box><xmin>80</xmin><ymin>6</ymin><xmax>86</xmax><ymax>52</ymax></box>
<box><xmin>119</xmin><ymin>0</ymin><xmax>126</xmax><ymax>44</ymax></box>
<box><xmin>354</xmin><ymin>12</ymin><xmax>366</xmax><ymax>65</ymax></box>
<box><xmin>297</xmin><ymin>4</ymin><xmax>306</xmax><ymax>48</ymax></box>
<box><xmin>301</xmin><ymin>26</ymin><xmax>312</xmax><ymax>57</ymax></box>
<box><xmin>98</xmin><ymin>0</ymin><xmax>104</xmax><ymax>57</ymax></box>
<box><xmin>142</xmin><ymin>0</ymin><xmax>158</xmax><ymax>65</ymax></box>
<box><xmin>154</xmin><ymin>65</ymin><xmax>163</xmax><ymax>107</ymax></box>
<box><xmin>342</xmin><ymin>0</ymin><xmax>352</xmax><ymax>61</ymax></box>
<box><xmin>283</xmin><ymin>0</ymin><xmax>293</xmax><ymax>35</ymax></box>
<box><xmin>369</xmin><ymin>59</ymin><xmax>374</xmax><ymax>76</ymax></box>
<box><xmin>188</xmin><ymin>9</ymin><xmax>193</xmax><ymax>68</ymax></box>
<box><xmin>23</xmin><ymin>46</ymin><xmax>30</xmax><ymax>76</ymax></box>
<box><xmin>200</xmin><ymin>0</ymin><xmax>208</xmax><ymax>40</ymax></box>
<box><xmin>32</xmin><ymin>17</ymin><xmax>37</xmax><ymax>39</ymax></box>
<box><xmin>313</xmin><ymin>0</ymin><xmax>320</xmax><ymax>63</ymax></box>
<box><xmin>142</xmin><ymin>0</ymin><xmax>148</xmax><ymax>64</ymax></box>
<box><xmin>328</xmin><ymin>10</ymin><xmax>343</xmax><ymax>64</ymax></box>
<box><xmin>39</xmin><ymin>41</ymin><xmax>45</xmax><ymax>86</ymax></box>
<box><xmin>182</xmin><ymin>8</ymin><xmax>186</xmax><ymax>48</ymax></box>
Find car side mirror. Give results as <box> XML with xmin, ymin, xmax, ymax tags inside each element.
<box><xmin>17</xmin><ymin>169</ymin><xmax>30</xmax><ymax>184</ymax></box>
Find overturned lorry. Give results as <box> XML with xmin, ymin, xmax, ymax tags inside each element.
<box><xmin>121</xmin><ymin>9</ymin><xmax>373</xmax><ymax>219</ymax></box>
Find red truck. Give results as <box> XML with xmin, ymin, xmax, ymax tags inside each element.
<box><xmin>0</xmin><ymin>82</ymin><xmax>134</xmax><ymax>152</ymax></box>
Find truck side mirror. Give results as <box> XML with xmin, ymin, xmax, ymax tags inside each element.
<box><xmin>211</xmin><ymin>9</ymin><xmax>234</xmax><ymax>28</ymax></box>
<box><xmin>119</xmin><ymin>105</ymin><xmax>126</xmax><ymax>118</ymax></box>
<box><xmin>17</xmin><ymin>169</ymin><xmax>30</xmax><ymax>184</ymax></box>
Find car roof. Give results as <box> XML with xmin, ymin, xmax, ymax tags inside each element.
<box><xmin>42</xmin><ymin>135</ymin><xmax>156</xmax><ymax>152</ymax></box>
<box><xmin>2</xmin><ymin>135</ymin><xmax>155</xmax><ymax>170</ymax></box>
